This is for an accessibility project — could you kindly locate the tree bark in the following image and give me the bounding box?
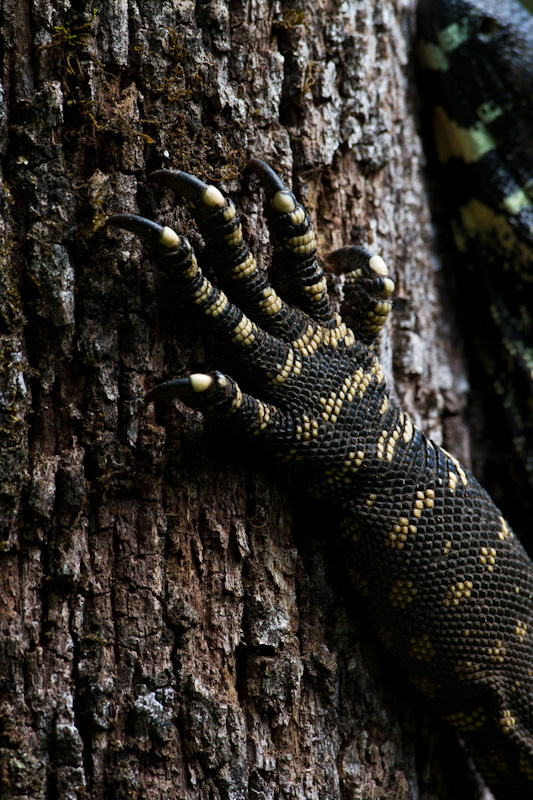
[0,0,486,798]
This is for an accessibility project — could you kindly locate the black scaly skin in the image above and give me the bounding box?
[415,1,533,791]
[109,153,533,798]
[417,0,533,516]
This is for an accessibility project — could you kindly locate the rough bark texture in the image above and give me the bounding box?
[0,0,488,798]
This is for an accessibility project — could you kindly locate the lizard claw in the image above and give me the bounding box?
[149,170,227,208]
[108,214,183,253]
[145,374,214,404]
[247,158,299,213]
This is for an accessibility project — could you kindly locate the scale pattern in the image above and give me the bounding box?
[109,149,533,797]
[414,1,533,792]
[417,0,533,514]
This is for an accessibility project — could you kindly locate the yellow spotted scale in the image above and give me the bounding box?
[107,2,533,795]
[417,0,533,529]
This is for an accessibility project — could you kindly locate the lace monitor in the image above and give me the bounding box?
[108,0,533,796]
[417,0,533,527]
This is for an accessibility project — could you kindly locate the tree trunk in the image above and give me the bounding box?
[0,0,486,798]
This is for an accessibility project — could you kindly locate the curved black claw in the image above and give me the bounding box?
[108,213,163,236]
[326,246,386,277]
[145,374,214,404]
[149,170,227,208]
[108,214,175,250]
[247,158,298,213]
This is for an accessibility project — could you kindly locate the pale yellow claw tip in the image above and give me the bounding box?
[369,254,388,276]
[383,277,395,295]
[202,185,226,207]
[272,190,297,213]
[189,373,213,392]
[160,226,181,247]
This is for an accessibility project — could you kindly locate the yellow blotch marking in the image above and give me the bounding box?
[459,198,532,269]
[417,17,469,72]
[443,580,473,608]
[515,620,527,641]
[499,516,512,541]
[387,516,417,551]
[402,414,414,443]
[488,640,506,664]
[322,368,380,426]
[304,276,327,300]
[423,488,435,507]
[273,349,294,385]
[290,206,306,225]
[417,40,449,72]
[324,450,365,484]
[442,448,468,490]
[377,429,388,461]
[287,229,316,249]
[205,293,229,318]
[343,449,365,473]
[366,303,393,335]
[438,16,470,53]
[324,444,365,483]
[295,414,319,442]
[455,660,483,682]
[519,753,533,780]
[382,277,395,295]
[443,540,452,556]
[410,634,436,662]
[445,707,486,732]
[379,396,389,415]
[352,363,382,402]
[365,492,377,507]
[503,187,532,215]
[254,401,271,432]
[477,100,503,125]
[292,323,323,357]
[232,252,257,278]
[323,318,351,349]
[479,546,497,571]
[279,447,304,463]
[319,390,338,423]
[387,491,433,549]
[260,286,283,317]
[232,316,256,346]
[224,223,243,246]
[285,227,317,255]
[345,267,364,280]
[384,426,402,463]
[194,276,213,305]
[341,517,363,543]
[230,383,243,411]
[182,252,200,279]
[343,328,356,347]
[222,202,236,222]
[433,105,496,165]
[499,710,516,734]
[389,580,417,609]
